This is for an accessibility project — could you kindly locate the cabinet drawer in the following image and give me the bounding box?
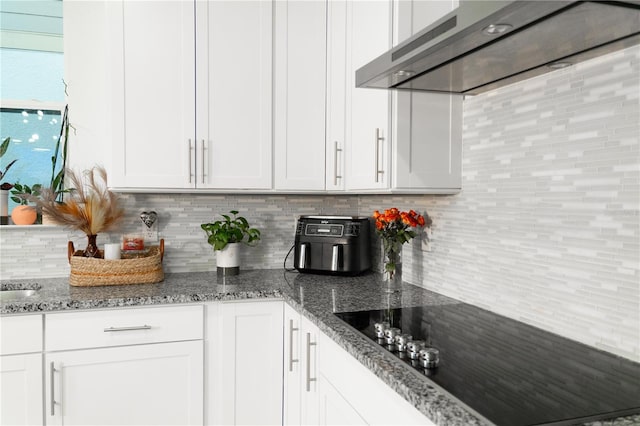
[0,314,43,355]
[46,305,203,351]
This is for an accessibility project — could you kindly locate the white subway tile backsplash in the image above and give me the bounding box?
[398,45,639,362]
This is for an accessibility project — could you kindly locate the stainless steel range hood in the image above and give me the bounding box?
[356,1,640,95]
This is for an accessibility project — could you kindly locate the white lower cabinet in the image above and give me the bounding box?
[318,331,433,426]
[45,341,203,426]
[0,314,44,426]
[283,304,303,425]
[317,374,367,425]
[206,300,284,425]
[285,303,430,425]
[43,305,204,426]
[284,303,320,425]
[2,300,434,426]
[1,353,43,426]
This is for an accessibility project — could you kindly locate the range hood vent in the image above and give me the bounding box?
[356,1,640,95]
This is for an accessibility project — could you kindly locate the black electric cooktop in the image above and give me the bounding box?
[335,304,640,426]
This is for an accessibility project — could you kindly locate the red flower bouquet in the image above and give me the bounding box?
[373,208,426,281]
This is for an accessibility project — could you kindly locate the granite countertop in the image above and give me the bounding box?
[1,270,639,426]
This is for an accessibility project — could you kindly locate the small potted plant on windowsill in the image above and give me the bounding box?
[201,210,261,276]
[10,183,42,225]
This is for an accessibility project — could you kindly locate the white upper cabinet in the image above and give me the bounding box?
[391,0,462,193]
[65,0,461,193]
[108,0,272,190]
[337,1,393,191]
[274,0,328,191]
[325,1,347,191]
[196,1,273,189]
[109,0,196,189]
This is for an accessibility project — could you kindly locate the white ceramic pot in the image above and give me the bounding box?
[216,242,240,276]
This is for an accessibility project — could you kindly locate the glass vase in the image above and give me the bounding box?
[381,242,403,292]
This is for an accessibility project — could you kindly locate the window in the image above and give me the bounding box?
[1,0,64,212]
[1,105,63,190]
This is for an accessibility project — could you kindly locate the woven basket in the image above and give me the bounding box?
[67,239,164,287]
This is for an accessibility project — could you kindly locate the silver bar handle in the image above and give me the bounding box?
[188,139,194,183]
[374,128,384,183]
[50,362,56,416]
[331,244,341,271]
[333,141,342,186]
[201,139,206,184]
[298,243,307,270]
[103,325,152,332]
[306,332,317,392]
[289,319,299,372]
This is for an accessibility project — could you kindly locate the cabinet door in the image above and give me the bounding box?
[196,1,273,189]
[300,315,321,425]
[318,331,432,425]
[317,373,367,426]
[213,300,284,425]
[45,341,203,426]
[325,1,347,191]
[0,354,43,426]
[64,1,112,173]
[392,0,462,192]
[283,304,302,425]
[344,0,392,190]
[274,0,328,190]
[110,0,196,189]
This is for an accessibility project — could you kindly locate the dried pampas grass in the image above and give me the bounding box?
[32,166,124,235]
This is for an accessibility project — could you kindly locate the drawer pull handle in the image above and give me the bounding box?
[289,319,299,372]
[306,332,317,392]
[333,141,342,186]
[50,362,57,416]
[103,325,152,332]
[374,128,384,183]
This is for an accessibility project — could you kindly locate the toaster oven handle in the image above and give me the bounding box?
[331,244,342,271]
[298,243,308,269]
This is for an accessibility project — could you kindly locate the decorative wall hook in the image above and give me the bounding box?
[140,211,158,229]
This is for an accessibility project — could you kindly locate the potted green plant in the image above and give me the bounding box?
[0,137,18,225]
[201,210,261,276]
[34,103,73,225]
[10,183,42,225]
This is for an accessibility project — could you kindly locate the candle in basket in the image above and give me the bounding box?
[104,243,121,260]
